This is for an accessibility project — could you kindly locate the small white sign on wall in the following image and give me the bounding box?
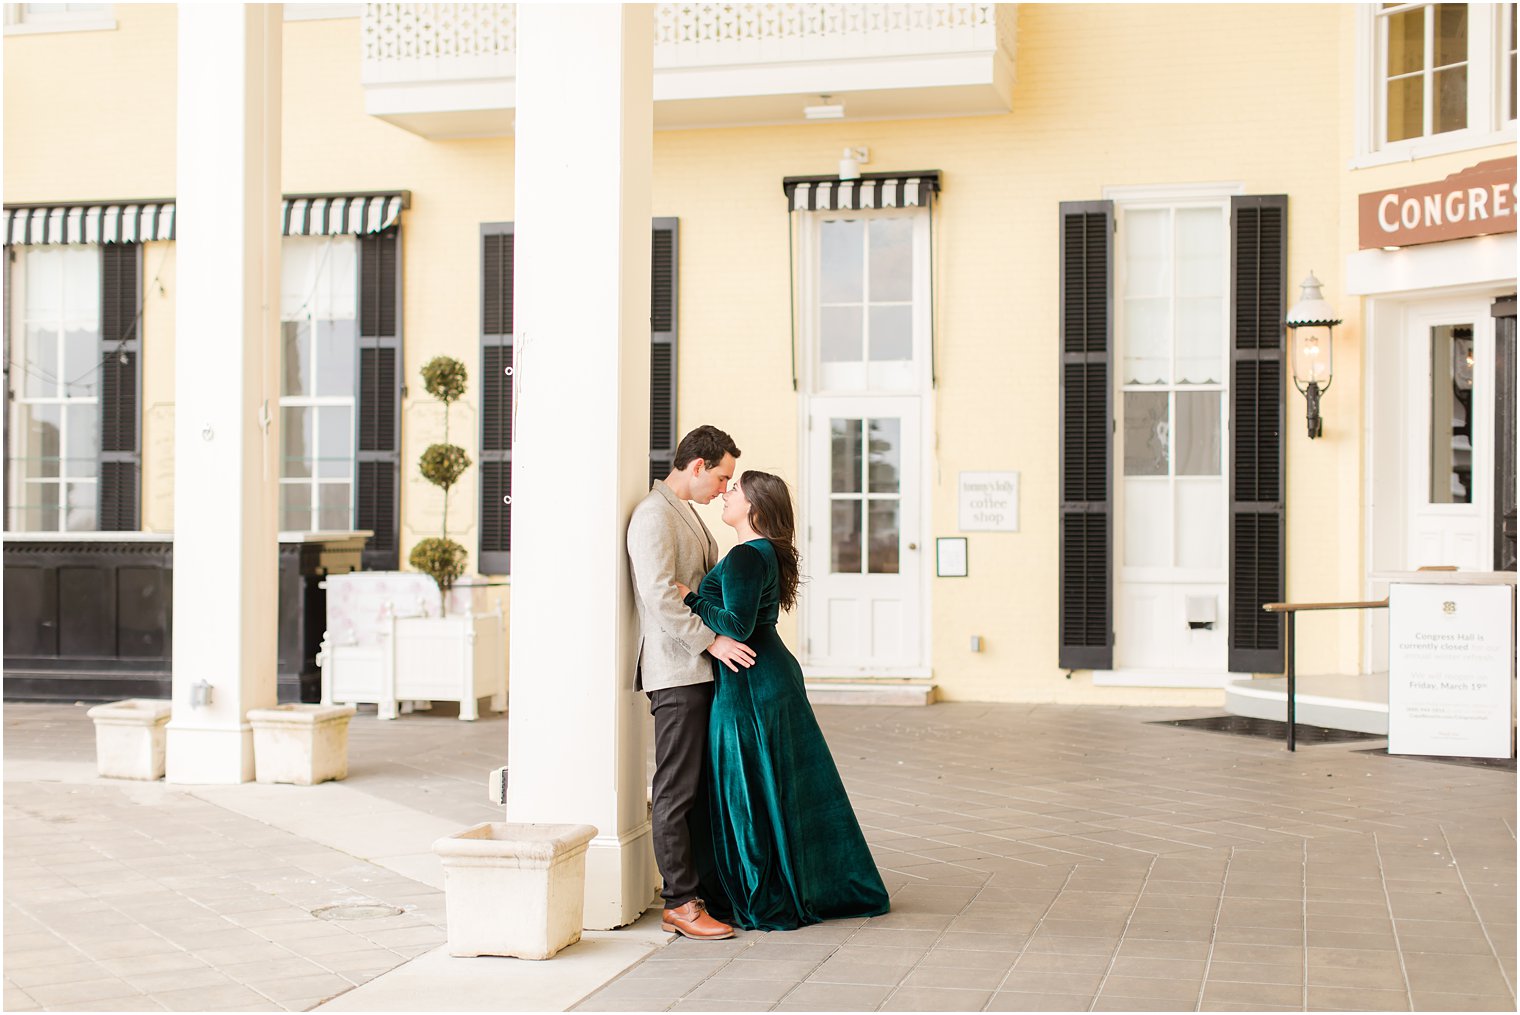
[936,537,968,578]
[1388,582,1515,759]
[958,472,1019,532]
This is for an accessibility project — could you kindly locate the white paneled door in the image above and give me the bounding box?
[803,396,922,671]
[1405,303,1495,570]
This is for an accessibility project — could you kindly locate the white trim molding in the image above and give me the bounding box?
[1093,669,1247,689]
[284,3,363,21]
[1346,232,1517,295]
[4,17,115,36]
[1101,181,1246,203]
[802,668,936,681]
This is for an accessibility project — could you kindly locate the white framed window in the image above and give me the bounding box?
[280,236,358,533]
[1357,3,1516,165]
[1114,200,1231,584]
[1381,2,1472,143]
[3,3,115,35]
[805,210,930,394]
[6,246,102,532]
[1103,185,1240,677]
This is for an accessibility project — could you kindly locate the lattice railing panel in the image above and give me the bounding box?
[362,3,1008,77]
[362,3,518,82]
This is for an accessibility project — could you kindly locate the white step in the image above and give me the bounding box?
[1225,672,1389,735]
[804,681,937,707]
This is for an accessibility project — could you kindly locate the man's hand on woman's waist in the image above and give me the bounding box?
[708,635,756,672]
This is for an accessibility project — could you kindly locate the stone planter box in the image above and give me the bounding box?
[247,703,357,785]
[434,822,598,959]
[86,698,172,780]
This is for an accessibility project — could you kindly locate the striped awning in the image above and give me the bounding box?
[5,202,176,246]
[783,172,940,212]
[281,193,407,236]
[5,191,409,245]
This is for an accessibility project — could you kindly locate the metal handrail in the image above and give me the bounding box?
[1261,598,1389,751]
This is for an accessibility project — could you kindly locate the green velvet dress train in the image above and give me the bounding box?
[683,538,890,931]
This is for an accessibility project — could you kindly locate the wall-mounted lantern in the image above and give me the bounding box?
[838,146,870,180]
[1285,272,1341,439]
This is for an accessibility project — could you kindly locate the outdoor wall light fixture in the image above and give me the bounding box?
[1285,271,1341,439]
[838,146,870,180]
[804,94,845,120]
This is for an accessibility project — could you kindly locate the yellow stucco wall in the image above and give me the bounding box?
[651,3,1349,703]
[11,4,1505,705]
[3,6,179,200]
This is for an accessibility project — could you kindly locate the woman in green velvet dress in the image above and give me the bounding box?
[674,471,890,931]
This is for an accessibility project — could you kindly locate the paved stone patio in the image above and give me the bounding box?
[4,699,1515,1012]
[3,702,496,1012]
[575,705,1516,1012]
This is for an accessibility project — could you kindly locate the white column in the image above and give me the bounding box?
[508,4,658,930]
[166,4,283,785]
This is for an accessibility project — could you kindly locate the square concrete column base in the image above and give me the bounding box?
[165,722,255,784]
[582,822,659,930]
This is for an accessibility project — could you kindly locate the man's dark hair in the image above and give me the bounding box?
[672,425,741,471]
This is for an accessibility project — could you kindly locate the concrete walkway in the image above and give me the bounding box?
[4,700,1514,1011]
[5,702,663,1012]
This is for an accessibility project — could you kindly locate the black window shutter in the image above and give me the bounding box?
[478,220,678,574]
[1491,294,1516,571]
[479,223,513,576]
[650,218,678,487]
[2,250,9,525]
[1058,201,1113,670]
[357,229,401,570]
[1228,195,1287,674]
[99,243,141,531]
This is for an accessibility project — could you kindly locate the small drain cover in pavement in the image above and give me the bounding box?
[1355,748,1517,771]
[311,903,403,921]
[1148,714,1385,745]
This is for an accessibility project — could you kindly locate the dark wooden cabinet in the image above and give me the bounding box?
[4,538,174,701]
[4,534,366,704]
[276,535,367,703]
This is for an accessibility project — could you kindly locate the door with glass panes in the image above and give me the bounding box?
[800,208,928,671]
[1405,302,1494,570]
[1113,201,1230,673]
[805,398,921,669]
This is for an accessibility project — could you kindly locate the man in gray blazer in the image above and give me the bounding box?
[628,425,754,940]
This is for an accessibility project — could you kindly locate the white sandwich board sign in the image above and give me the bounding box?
[1387,581,1515,759]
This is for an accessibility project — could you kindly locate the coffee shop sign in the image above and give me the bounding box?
[958,472,1018,532]
[1359,158,1517,249]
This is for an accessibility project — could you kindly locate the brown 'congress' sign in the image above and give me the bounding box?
[1359,158,1517,249]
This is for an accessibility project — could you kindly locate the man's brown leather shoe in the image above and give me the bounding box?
[661,899,735,940]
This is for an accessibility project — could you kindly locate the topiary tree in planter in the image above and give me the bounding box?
[409,356,472,595]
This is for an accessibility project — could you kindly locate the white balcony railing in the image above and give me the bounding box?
[362,4,516,86]
[361,3,1016,137]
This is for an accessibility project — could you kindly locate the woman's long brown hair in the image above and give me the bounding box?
[739,471,802,612]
